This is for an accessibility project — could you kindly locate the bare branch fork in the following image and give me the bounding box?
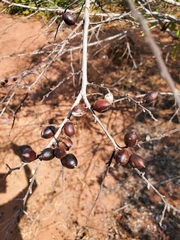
[127,0,180,108]
[4,0,117,218]
[2,0,180,237]
[78,0,180,226]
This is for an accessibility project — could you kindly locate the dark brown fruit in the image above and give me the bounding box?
[54,147,66,159]
[56,9,61,15]
[41,126,56,139]
[71,104,86,117]
[64,121,75,137]
[21,149,37,163]
[38,148,54,161]
[143,92,158,103]
[129,154,145,169]
[60,138,73,151]
[93,99,111,113]
[115,149,130,166]
[61,153,78,169]
[20,145,32,153]
[62,12,76,25]
[124,131,138,147]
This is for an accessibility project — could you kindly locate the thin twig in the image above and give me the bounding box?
[127,0,180,108]
[135,168,180,225]
[85,150,115,226]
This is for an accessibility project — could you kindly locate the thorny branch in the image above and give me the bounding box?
[163,0,180,6]
[1,0,180,238]
[88,82,158,121]
[128,0,180,108]
[135,168,180,225]
[137,0,180,39]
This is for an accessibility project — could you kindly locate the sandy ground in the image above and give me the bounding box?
[0,13,180,240]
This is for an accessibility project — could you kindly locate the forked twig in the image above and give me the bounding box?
[134,168,180,225]
[88,82,158,121]
[10,92,29,131]
[84,150,115,226]
[127,0,180,108]
[4,209,23,240]
[2,0,180,238]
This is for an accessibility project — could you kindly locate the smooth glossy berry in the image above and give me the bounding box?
[54,146,66,159]
[71,104,86,117]
[60,138,73,151]
[143,92,158,103]
[38,148,54,161]
[124,131,138,147]
[93,99,111,113]
[129,154,145,169]
[56,9,61,15]
[64,121,75,137]
[61,153,78,169]
[62,12,76,25]
[41,126,56,139]
[115,149,130,166]
[21,148,37,163]
[20,145,32,153]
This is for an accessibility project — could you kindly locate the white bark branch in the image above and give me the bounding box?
[128,0,180,108]
[163,0,180,6]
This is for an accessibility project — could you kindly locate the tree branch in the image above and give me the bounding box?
[127,0,180,108]
[163,0,180,6]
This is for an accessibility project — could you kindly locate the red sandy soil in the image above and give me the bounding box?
[0,13,180,240]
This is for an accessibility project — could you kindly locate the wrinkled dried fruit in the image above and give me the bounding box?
[115,149,130,166]
[93,99,111,113]
[64,121,75,137]
[54,146,66,159]
[60,138,73,151]
[41,126,56,139]
[129,154,145,169]
[124,131,138,147]
[62,12,76,25]
[38,148,54,161]
[143,92,158,103]
[71,104,86,117]
[105,92,114,104]
[61,153,78,169]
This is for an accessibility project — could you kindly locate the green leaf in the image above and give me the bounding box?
[170,22,176,31]
[172,43,179,60]
[176,28,180,38]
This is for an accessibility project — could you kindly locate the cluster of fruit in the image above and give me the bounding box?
[1,77,18,86]
[19,102,89,169]
[115,131,145,169]
[18,97,110,169]
[1,78,8,86]
[92,91,158,113]
[20,120,77,169]
[91,92,159,169]
[19,91,158,170]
